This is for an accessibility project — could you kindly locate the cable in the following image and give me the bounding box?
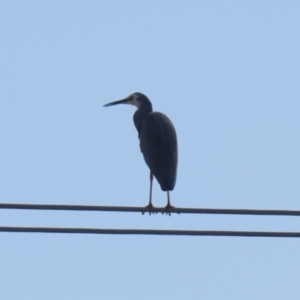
[2,203,299,237]
[1,203,300,216]
[0,226,300,237]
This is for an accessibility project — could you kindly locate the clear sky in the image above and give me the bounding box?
[1,1,300,299]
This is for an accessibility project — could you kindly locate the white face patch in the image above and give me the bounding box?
[127,93,141,108]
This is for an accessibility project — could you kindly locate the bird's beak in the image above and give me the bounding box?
[103,98,130,107]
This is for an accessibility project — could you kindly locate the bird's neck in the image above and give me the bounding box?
[133,106,152,133]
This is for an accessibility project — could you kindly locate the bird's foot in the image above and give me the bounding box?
[162,204,175,216]
[142,203,157,215]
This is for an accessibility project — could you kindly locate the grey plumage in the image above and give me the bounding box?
[104,92,178,210]
[140,112,177,191]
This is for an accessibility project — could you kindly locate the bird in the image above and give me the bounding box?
[103,92,178,213]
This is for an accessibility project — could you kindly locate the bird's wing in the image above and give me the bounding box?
[139,112,177,191]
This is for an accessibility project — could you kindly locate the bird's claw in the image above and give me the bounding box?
[162,204,178,216]
[142,203,157,215]
[162,211,171,216]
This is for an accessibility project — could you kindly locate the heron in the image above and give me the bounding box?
[103,92,178,213]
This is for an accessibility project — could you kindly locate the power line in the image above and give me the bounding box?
[1,203,300,216]
[0,226,300,237]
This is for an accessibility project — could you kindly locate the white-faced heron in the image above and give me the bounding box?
[104,92,178,212]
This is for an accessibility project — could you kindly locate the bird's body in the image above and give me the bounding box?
[139,112,177,191]
[104,92,178,211]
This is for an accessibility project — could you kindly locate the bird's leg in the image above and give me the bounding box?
[163,191,175,216]
[148,172,154,208]
[143,172,156,215]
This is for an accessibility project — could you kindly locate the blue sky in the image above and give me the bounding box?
[1,1,300,299]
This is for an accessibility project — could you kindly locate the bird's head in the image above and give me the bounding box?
[103,92,152,111]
